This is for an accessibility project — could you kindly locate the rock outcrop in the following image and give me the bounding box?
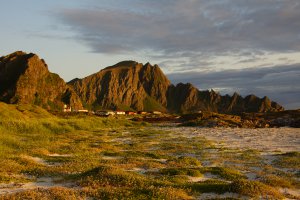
[0,51,82,110]
[69,61,284,113]
[179,110,300,128]
[68,61,169,111]
[0,51,284,113]
[167,87,284,114]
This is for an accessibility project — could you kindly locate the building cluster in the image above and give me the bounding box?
[63,104,162,116]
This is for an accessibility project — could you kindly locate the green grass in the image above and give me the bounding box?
[143,96,166,112]
[0,103,144,182]
[260,174,293,188]
[228,179,284,198]
[0,102,298,199]
[1,187,86,200]
[187,179,230,193]
[75,166,148,188]
[168,156,202,167]
[159,168,202,177]
[200,167,247,181]
[274,152,300,169]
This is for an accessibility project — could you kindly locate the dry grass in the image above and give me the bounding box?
[0,103,298,199]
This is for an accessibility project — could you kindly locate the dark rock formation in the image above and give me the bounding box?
[70,60,284,113]
[167,84,283,113]
[0,51,82,110]
[0,51,284,113]
[68,61,169,111]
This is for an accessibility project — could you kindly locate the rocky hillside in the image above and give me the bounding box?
[167,84,283,113]
[0,51,82,110]
[68,61,170,111]
[69,61,284,113]
[179,110,300,128]
[0,51,283,113]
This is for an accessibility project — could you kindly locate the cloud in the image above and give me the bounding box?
[58,0,300,55]
[56,0,300,109]
[168,64,300,109]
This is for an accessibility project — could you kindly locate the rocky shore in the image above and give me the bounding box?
[179,110,300,128]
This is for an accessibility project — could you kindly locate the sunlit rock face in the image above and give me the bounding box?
[0,51,82,110]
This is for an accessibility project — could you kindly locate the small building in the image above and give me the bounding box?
[151,111,162,115]
[115,111,126,115]
[63,104,71,112]
[77,109,89,113]
[137,111,147,115]
[95,110,115,116]
[125,111,137,115]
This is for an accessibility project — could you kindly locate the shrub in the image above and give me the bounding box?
[229,179,283,198]
[200,167,246,181]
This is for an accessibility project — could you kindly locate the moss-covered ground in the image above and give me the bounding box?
[0,103,299,199]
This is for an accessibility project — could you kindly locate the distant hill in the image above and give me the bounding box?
[0,51,82,110]
[68,61,170,112]
[0,51,284,113]
[69,60,284,113]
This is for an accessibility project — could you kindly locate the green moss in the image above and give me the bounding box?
[119,151,167,159]
[160,168,202,177]
[85,186,192,200]
[229,179,283,198]
[260,174,293,188]
[168,156,202,167]
[0,102,296,199]
[274,152,300,169]
[143,96,166,112]
[1,187,85,200]
[75,166,149,188]
[44,73,62,85]
[187,180,230,193]
[200,167,246,181]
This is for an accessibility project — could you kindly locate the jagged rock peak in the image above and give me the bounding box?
[1,51,26,58]
[69,61,171,111]
[69,60,284,113]
[102,60,162,72]
[103,60,141,70]
[0,52,284,113]
[0,51,82,110]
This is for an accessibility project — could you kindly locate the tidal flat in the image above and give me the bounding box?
[0,105,299,199]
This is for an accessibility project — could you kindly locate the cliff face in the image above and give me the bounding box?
[68,61,170,111]
[69,60,284,113]
[0,51,82,110]
[167,84,284,114]
[0,51,284,113]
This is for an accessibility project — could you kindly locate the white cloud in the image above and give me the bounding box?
[56,0,300,108]
[168,64,300,109]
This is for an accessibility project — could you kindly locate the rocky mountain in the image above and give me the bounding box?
[68,61,169,112]
[0,51,82,110]
[167,84,283,113]
[69,61,284,113]
[0,51,283,113]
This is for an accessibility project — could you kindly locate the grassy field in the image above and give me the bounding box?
[0,102,299,199]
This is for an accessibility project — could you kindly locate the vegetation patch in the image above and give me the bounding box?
[228,179,284,198]
[200,167,246,181]
[159,168,202,177]
[260,174,293,188]
[187,179,230,193]
[1,187,85,200]
[274,152,300,169]
[168,156,202,167]
[0,104,298,199]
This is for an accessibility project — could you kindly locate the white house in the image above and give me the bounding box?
[96,110,115,116]
[115,111,126,115]
[63,104,71,112]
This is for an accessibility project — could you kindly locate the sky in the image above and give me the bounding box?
[1,0,299,109]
